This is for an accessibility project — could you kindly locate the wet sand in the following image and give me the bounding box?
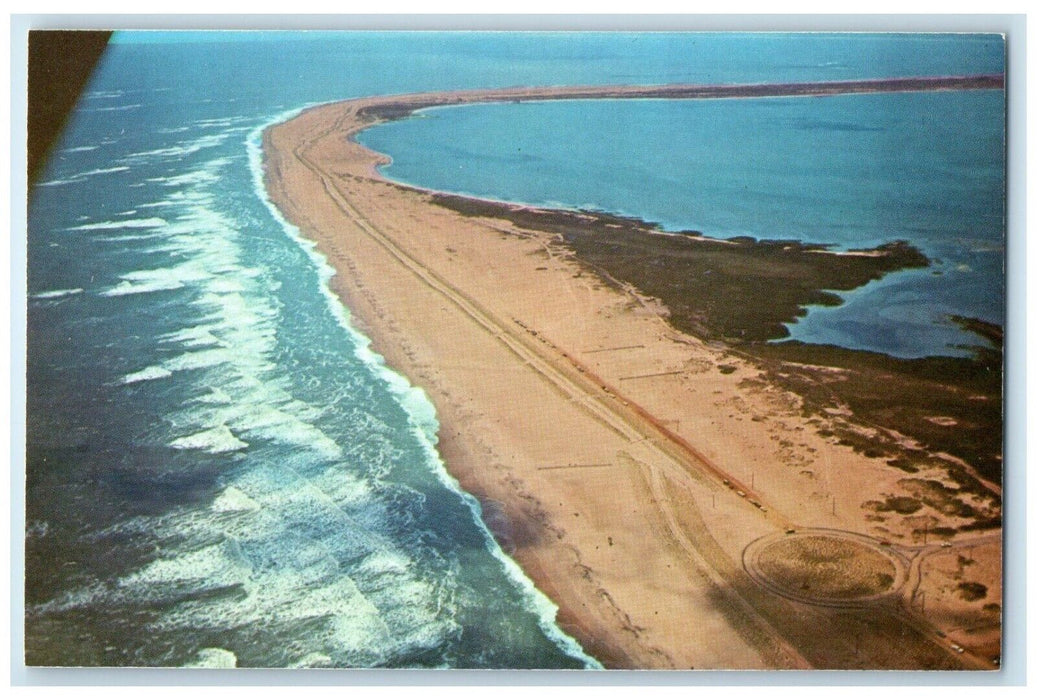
[263,81,1001,669]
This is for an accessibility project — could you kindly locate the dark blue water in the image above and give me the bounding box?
[25,31,1004,668]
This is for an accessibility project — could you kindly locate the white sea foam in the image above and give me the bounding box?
[122,366,173,384]
[32,124,593,667]
[77,165,131,177]
[121,267,205,284]
[195,116,254,129]
[353,549,411,585]
[160,320,339,454]
[183,648,238,668]
[35,460,459,666]
[31,288,83,300]
[114,504,406,665]
[61,145,99,153]
[162,348,234,372]
[42,166,131,186]
[93,232,170,243]
[288,652,333,668]
[100,278,185,296]
[248,111,601,668]
[204,278,248,295]
[30,581,110,614]
[79,103,143,112]
[195,291,277,327]
[36,177,82,187]
[158,326,225,349]
[123,133,232,162]
[136,200,181,209]
[195,388,234,405]
[68,217,167,231]
[127,541,249,589]
[34,535,250,616]
[84,90,124,99]
[231,404,342,458]
[170,425,248,453]
[101,262,215,297]
[212,486,260,513]
[146,168,222,188]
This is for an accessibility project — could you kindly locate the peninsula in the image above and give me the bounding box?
[263,78,1003,669]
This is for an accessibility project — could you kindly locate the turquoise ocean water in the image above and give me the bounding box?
[25,32,1004,667]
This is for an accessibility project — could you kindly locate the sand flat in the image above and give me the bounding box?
[264,86,999,669]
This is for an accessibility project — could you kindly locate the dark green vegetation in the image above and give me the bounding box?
[355,75,1006,126]
[957,581,989,601]
[750,341,1002,486]
[865,496,924,515]
[428,193,1003,490]
[949,315,1004,346]
[755,535,898,599]
[429,193,930,342]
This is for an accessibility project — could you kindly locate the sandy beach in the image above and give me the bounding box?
[263,82,1002,669]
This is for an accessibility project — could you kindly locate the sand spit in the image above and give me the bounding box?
[263,80,1001,669]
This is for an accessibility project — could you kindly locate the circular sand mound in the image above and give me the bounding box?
[745,532,904,605]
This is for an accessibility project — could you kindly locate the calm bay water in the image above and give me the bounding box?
[360,90,1005,358]
[25,32,1004,668]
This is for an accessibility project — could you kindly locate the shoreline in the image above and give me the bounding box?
[263,80,1001,669]
[419,191,1003,485]
[351,75,1005,123]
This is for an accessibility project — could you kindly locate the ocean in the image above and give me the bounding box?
[25,31,1004,668]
